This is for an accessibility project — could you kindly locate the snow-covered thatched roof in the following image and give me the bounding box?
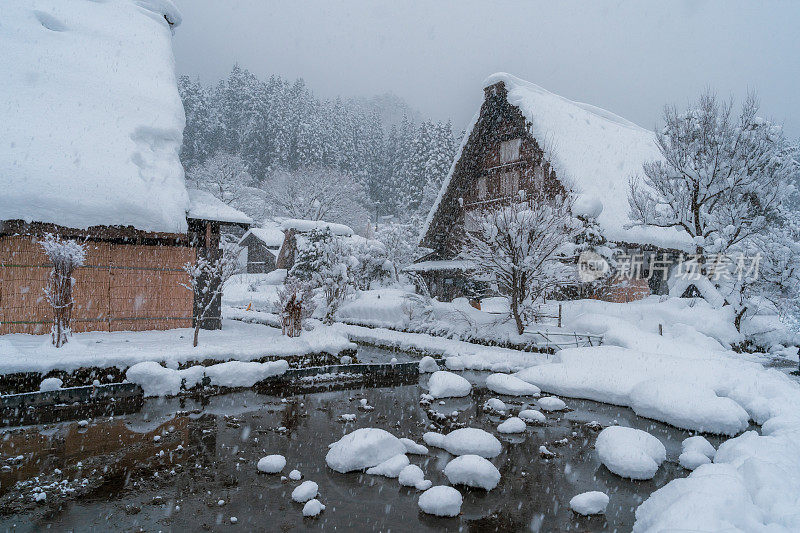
[186,189,252,225]
[279,219,354,237]
[0,0,189,234]
[422,73,693,251]
[240,223,285,247]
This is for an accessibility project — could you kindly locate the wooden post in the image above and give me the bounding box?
[558,304,562,328]
[658,323,663,336]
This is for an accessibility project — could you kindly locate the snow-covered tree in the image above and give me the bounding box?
[348,238,393,290]
[187,151,254,207]
[182,242,241,347]
[629,92,797,258]
[462,196,580,334]
[39,235,87,348]
[266,167,370,229]
[374,220,421,278]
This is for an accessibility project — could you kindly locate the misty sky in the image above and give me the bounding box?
[171,0,800,137]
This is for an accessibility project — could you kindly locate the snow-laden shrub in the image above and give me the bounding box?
[39,234,87,348]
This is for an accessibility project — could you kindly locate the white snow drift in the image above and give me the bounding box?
[595,426,666,480]
[426,371,472,398]
[325,428,406,473]
[443,455,501,491]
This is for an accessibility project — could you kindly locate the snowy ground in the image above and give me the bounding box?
[0,319,353,375]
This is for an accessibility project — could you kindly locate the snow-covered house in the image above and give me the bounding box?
[275,219,355,270]
[0,0,251,334]
[238,222,286,274]
[418,73,691,301]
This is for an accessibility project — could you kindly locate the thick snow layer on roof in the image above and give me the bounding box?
[483,73,691,249]
[0,0,188,233]
[279,218,354,236]
[240,226,285,247]
[403,260,474,272]
[187,189,252,225]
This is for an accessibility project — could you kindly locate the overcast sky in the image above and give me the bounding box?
[171,0,800,138]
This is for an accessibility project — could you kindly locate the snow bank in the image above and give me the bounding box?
[291,480,318,503]
[595,426,666,480]
[497,417,526,434]
[426,371,472,398]
[126,359,289,396]
[365,454,409,478]
[428,428,502,459]
[418,486,463,517]
[257,455,286,474]
[444,455,501,490]
[569,491,609,515]
[0,0,189,233]
[325,428,406,473]
[485,373,541,396]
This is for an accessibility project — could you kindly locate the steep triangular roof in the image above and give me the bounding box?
[421,73,692,251]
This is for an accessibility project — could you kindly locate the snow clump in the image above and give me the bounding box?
[418,486,463,517]
[569,491,609,515]
[429,428,502,458]
[443,455,501,490]
[595,426,666,480]
[486,373,541,396]
[538,396,567,411]
[291,480,319,503]
[519,409,547,424]
[483,398,507,414]
[302,499,326,517]
[398,464,430,490]
[257,455,286,474]
[325,428,406,473]
[39,377,63,392]
[419,356,439,373]
[497,417,526,434]
[426,370,471,398]
[400,438,428,455]
[679,435,716,470]
[289,469,302,481]
[445,356,465,371]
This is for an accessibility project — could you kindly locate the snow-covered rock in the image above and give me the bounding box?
[419,356,439,373]
[538,396,567,411]
[518,409,547,424]
[595,426,666,480]
[291,481,319,503]
[257,455,286,474]
[422,431,446,449]
[418,486,463,517]
[365,454,409,478]
[39,377,63,392]
[431,428,502,459]
[483,398,507,413]
[302,499,326,517]
[497,417,526,434]
[325,428,406,473]
[398,464,426,488]
[289,469,302,481]
[569,491,609,515]
[678,435,716,470]
[443,455,501,490]
[485,374,541,396]
[400,438,428,455]
[426,371,471,398]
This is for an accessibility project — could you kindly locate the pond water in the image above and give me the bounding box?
[0,347,730,532]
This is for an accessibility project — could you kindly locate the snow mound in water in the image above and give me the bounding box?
[538,396,567,411]
[445,356,465,371]
[400,438,428,455]
[365,453,409,478]
[439,428,502,458]
[291,480,318,503]
[398,464,426,488]
[497,417,526,434]
[289,469,302,480]
[486,373,541,396]
[679,435,716,470]
[418,486,463,517]
[444,454,501,490]
[427,371,471,398]
[629,379,749,436]
[39,377,63,392]
[483,398,507,413]
[519,409,547,424]
[325,428,406,473]
[570,491,609,515]
[302,498,325,517]
[419,356,439,373]
[595,426,666,480]
[257,455,286,474]
[422,431,446,449]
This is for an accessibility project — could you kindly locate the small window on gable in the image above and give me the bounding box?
[476,176,487,199]
[500,138,522,164]
[499,170,519,196]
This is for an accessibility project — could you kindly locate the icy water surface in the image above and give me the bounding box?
[0,349,727,532]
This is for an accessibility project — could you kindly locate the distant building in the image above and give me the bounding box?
[0,1,251,334]
[238,223,285,274]
[417,73,691,302]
